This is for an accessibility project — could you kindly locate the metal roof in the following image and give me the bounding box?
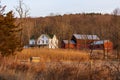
[73,34,100,40]
[63,40,76,44]
[91,40,110,45]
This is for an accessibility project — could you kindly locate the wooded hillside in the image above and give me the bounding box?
[19,13,120,50]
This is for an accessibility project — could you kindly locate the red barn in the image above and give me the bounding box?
[71,34,100,49]
[62,40,76,49]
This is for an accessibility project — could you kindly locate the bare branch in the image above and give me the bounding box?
[15,0,30,18]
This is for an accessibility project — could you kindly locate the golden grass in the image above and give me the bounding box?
[0,49,119,80]
[0,48,90,80]
[16,48,90,62]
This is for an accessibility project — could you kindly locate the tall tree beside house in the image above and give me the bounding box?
[0,11,22,56]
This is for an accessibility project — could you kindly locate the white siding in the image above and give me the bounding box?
[35,34,58,49]
[37,34,49,45]
[49,35,58,49]
[29,39,35,45]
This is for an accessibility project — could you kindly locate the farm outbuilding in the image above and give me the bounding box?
[71,34,100,49]
[89,40,113,52]
[29,39,36,47]
[62,40,76,49]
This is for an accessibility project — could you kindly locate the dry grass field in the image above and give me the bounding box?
[0,48,119,80]
[16,48,90,62]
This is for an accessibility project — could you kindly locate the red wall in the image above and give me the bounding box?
[62,43,76,49]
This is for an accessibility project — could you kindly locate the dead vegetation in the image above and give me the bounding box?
[0,48,119,80]
[16,48,89,62]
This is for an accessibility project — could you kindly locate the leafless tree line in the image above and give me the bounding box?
[14,3,120,59]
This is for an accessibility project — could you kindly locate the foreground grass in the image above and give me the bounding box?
[0,48,90,80]
[0,48,119,80]
[16,48,90,62]
[0,59,119,80]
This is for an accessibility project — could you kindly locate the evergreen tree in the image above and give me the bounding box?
[0,11,22,56]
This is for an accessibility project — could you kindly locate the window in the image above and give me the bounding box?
[38,41,40,44]
[42,40,44,44]
[42,36,44,38]
[32,41,35,44]
[46,40,48,44]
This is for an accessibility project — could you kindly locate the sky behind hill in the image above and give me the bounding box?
[1,0,120,17]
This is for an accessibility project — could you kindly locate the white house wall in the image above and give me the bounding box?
[37,34,49,45]
[49,35,58,49]
[29,39,35,45]
[33,34,59,49]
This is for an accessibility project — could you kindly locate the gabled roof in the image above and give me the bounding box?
[73,34,100,40]
[63,40,76,44]
[30,35,35,40]
[39,34,50,39]
[38,34,57,39]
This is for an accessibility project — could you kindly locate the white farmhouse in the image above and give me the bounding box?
[37,34,49,47]
[37,34,58,49]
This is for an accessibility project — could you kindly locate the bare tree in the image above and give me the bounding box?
[111,8,120,59]
[0,1,6,15]
[15,0,30,18]
[15,0,30,46]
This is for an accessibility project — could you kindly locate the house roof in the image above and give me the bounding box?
[40,34,50,38]
[39,34,56,39]
[91,40,110,45]
[29,39,35,41]
[73,34,100,40]
[63,40,76,44]
[30,35,35,39]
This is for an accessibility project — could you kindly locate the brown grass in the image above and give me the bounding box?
[0,48,119,80]
[16,48,90,62]
[0,49,90,80]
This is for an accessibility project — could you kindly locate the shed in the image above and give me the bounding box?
[89,40,113,52]
[29,39,36,47]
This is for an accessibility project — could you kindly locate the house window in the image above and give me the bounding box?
[46,40,48,44]
[38,41,40,44]
[42,40,44,44]
[32,41,35,44]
